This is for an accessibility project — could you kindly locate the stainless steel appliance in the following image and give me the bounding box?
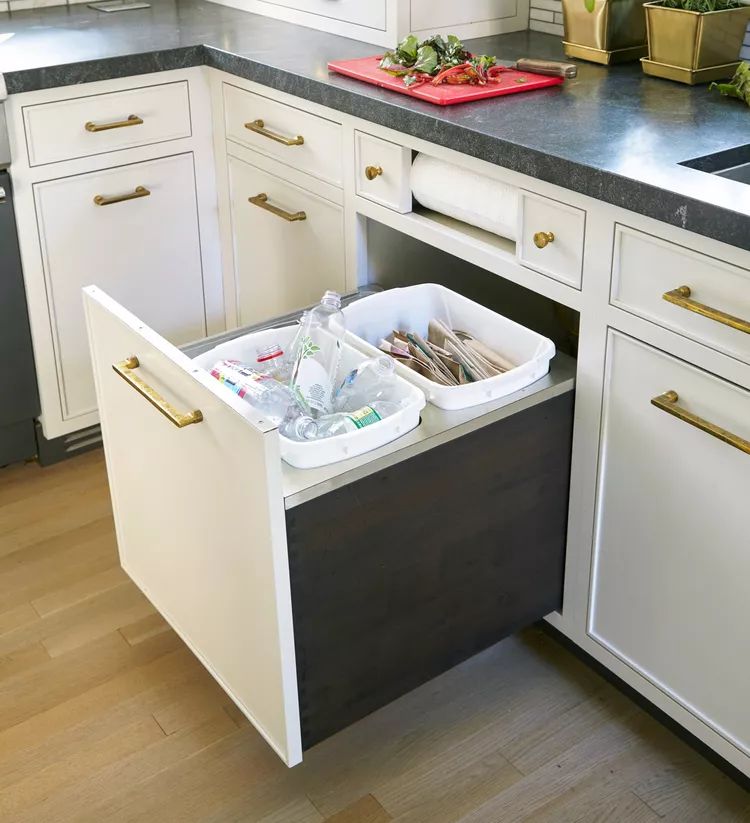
[0,101,40,465]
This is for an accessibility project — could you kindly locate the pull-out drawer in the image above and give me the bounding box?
[84,286,575,766]
[262,0,386,29]
[228,154,345,326]
[612,224,750,366]
[224,84,343,186]
[591,331,750,756]
[355,131,412,213]
[518,190,585,289]
[23,82,191,167]
[34,154,206,425]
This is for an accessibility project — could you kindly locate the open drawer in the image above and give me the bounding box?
[84,286,575,767]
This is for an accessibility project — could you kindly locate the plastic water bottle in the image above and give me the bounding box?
[310,401,402,439]
[255,343,287,382]
[210,360,316,441]
[290,292,346,417]
[333,355,398,412]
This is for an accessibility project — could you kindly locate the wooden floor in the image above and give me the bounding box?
[1,451,749,823]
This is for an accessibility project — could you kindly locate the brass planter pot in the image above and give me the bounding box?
[642,2,750,84]
[562,0,648,64]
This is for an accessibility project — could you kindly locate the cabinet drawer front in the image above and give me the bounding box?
[262,0,385,28]
[34,154,206,421]
[83,287,302,767]
[612,225,750,366]
[518,191,585,289]
[355,131,412,213]
[229,155,345,326]
[23,82,192,167]
[224,85,343,186]
[591,331,750,756]
[411,0,517,29]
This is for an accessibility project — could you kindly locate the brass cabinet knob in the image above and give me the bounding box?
[365,165,383,181]
[533,231,555,249]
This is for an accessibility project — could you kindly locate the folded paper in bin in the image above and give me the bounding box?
[378,322,517,387]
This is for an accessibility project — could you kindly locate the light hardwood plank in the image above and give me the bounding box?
[32,565,129,617]
[0,603,39,637]
[634,752,750,822]
[0,517,117,613]
[0,715,164,819]
[119,613,171,646]
[324,795,392,823]
[0,642,50,681]
[0,581,156,659]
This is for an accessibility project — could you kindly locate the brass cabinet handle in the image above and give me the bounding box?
[651,390,750,456]
[663,286,750,336]
[248,193,306,222]
[85,114,143,132]
[93,186,150,207]
[533,231,555,249]
[365,165,383,181]
[113,357,203,428]
[245,119,304,146]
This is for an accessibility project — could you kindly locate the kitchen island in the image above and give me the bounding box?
[2,0,750,781]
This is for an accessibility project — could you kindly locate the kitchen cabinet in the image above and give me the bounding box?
[590,330,750,758]
[227,154,345,326]
[220,0,528,46]
[84,285,575,766]
[34,153,207,423]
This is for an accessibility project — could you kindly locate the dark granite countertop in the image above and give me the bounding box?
[1,0,749,251]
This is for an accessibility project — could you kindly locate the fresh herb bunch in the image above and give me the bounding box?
[659,0,742,10]
[710,61,750,107]
[379,34,500,88]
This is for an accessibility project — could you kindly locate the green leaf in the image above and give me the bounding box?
[584,0,596,12]
[412,45,439,76]
[395,34,419,64]
[710,61,750,106]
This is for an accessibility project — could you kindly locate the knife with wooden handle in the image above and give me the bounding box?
[499,58,578,78]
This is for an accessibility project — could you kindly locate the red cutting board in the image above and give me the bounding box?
[328,55,564,106]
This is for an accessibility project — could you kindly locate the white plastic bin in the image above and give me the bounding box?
[342,284,556,411]
[193,325,426,470]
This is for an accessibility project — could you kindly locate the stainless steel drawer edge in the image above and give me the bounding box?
[282,353,576,509]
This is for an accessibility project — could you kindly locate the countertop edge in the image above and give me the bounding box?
[4,42,750,254]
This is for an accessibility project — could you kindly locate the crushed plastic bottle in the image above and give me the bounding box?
[210,360,316,441]
[333,355,398,412]
[289,292,346,417]
[309,401,401,439]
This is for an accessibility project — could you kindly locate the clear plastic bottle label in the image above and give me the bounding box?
[294,338,331,413]
[346,405,382,428]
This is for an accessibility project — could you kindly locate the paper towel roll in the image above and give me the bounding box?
[410,153,518,241]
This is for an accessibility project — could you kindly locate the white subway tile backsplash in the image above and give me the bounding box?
[529,18,565,35]
[0,1,9,10]
[530,0,565,37]
[531,0,563,11]
[530,7,555,21]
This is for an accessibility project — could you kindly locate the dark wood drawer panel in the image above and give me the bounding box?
[287,390,573,750]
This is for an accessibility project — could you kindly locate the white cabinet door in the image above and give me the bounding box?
[591,330,750,757]
[84,286,302,766]
[228,155,345,326]
[34,153,207,427]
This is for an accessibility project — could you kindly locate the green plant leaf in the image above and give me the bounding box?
[412,45,439,75]
[584,0,597,12]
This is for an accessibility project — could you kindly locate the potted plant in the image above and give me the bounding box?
[562,0,649,64]
[642,0,750,84]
